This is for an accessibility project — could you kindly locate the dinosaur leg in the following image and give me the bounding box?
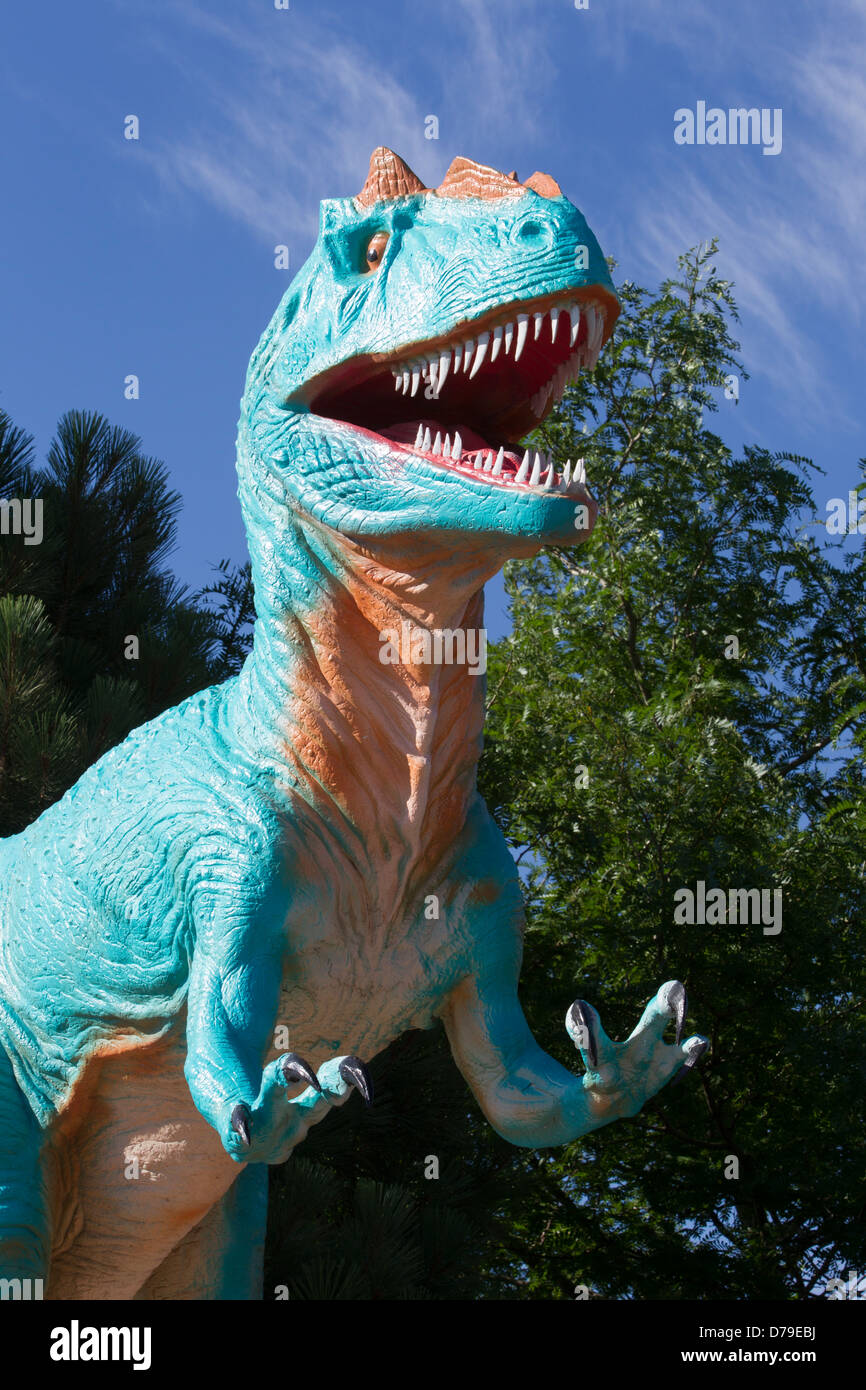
[0,1044,51,1286]
[133,1164,268,1301]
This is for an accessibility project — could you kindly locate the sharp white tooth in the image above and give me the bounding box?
[469,331,490,379]
[493,446,504,476]
[452,342,463,373]
[433,431,442,454]
[516,450,531,483]
[442,433,451,456]
[563,460,572,485]
[569,303,581,346]
[588,306,603,351]
[544,463,555,489]
[534,311,544,340]
[514,313,529,361]
[438,349,451,390]
[491,324,504,362]
[483,453,495,473]
[401,369,411,394]
[462,337,475,373]
[473,454,483,470]
[410,364,422,396]
[575,458,586,483]
[550,306,561,342]
[427,357,439,393]
[414,424,424,448]
[395,373,403,391]
[451,431,462,459]
[530,452,542,485]
[422,428,432,451]
[504,321,514,355]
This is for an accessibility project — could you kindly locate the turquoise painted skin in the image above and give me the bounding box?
[0,150,707,1299]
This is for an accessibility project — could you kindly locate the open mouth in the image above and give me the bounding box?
[298,289,615,496]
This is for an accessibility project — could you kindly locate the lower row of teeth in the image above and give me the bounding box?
[411,425,586,490]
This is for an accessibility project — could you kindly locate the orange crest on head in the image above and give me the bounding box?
[435,156,524,200]
[355,148,565,206]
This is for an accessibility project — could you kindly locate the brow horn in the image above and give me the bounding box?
[356,147,427,206]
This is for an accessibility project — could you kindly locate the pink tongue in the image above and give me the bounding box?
[379,420,489,453]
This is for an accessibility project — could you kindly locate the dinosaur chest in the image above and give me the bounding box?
[273,894,460,1063]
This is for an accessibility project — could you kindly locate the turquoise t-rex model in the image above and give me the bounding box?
[0,149,707,1300]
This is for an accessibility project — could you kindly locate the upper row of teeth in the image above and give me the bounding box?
[391,302,606,400]
[410,424,587,491]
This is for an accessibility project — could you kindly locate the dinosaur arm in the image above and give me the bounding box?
[184,928,284,1140]
[439,813,705,1150]
[441,965,614,1149]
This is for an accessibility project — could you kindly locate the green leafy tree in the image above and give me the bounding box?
[476,242,866,1298]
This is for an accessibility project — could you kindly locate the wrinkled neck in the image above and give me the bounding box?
[229,512,499,896]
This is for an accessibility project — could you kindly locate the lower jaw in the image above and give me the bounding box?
[374,418,590,498]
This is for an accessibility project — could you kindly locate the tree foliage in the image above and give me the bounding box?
[0,407,252,835]
[476,243,866,1298]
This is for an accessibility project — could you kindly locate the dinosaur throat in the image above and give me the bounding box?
[302,289,614,497]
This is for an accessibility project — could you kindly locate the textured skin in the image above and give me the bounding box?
[0,150,706,1300]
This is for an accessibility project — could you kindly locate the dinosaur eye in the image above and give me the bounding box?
[363,231,389,272]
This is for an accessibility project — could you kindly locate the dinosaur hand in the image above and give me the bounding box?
[222,1053,374,1164]
[565,981,708,1125]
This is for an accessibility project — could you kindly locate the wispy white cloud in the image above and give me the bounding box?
[613,0,866,415]
[134,3,429,242]
[130,0,551,245]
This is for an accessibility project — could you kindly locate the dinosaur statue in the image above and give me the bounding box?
[0,148,707,1301]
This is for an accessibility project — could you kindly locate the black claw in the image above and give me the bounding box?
[230,1102,252,1147]
[671,1040,708,1087]
[339,1055,374,1106]
[280,1053,322,1093]
[568,1000,598,1068]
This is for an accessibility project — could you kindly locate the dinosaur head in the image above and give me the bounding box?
[240,148,619,557]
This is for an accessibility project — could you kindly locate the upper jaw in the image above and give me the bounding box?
[386,287,616,435]
[292,284,618,446]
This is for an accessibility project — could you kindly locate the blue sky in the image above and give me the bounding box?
[1,0,862,638]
